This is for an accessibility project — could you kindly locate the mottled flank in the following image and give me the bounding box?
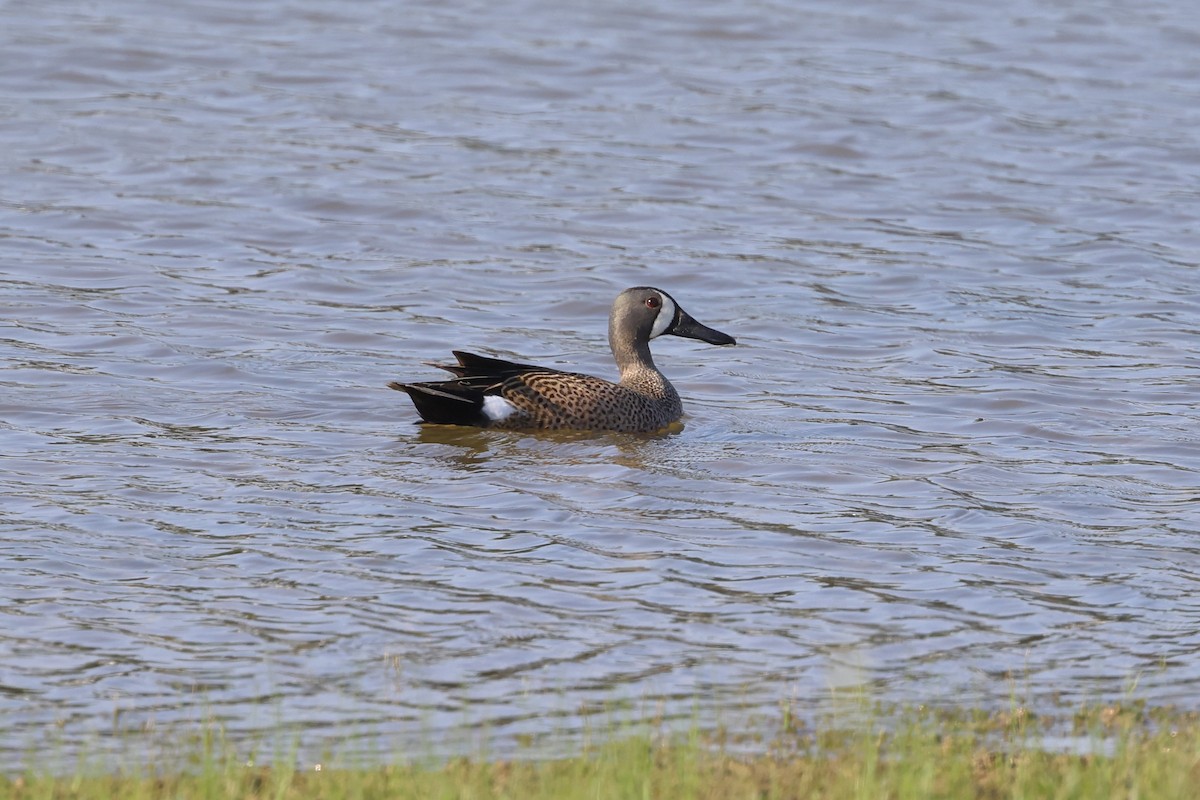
[406,362,682,432]
[391,287,736,432]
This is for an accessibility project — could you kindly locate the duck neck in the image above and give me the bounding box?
[609,325,659,384]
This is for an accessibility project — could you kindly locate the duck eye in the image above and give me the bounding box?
[645,296,661,309]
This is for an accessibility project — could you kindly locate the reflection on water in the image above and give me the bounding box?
[2,0,1199,764]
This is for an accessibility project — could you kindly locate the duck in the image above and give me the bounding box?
[390,286,736,432]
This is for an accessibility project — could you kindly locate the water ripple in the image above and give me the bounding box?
[3,0,1200,764]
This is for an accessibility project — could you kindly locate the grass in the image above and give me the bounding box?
[4,702,1199,799]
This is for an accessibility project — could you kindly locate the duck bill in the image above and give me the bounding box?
[668,308,736,346]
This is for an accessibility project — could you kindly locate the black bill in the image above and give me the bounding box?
[668,308,736,346]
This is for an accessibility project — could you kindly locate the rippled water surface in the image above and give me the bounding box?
[3,0,1199,763]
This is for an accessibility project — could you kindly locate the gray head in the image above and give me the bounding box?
[608,287,735,373]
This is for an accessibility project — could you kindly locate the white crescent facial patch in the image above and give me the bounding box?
[649,293,676,339]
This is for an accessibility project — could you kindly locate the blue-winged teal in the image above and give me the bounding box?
[390,286,736,432]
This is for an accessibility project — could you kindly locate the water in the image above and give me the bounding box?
[2,0,1199,763]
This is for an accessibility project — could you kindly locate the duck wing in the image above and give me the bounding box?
[389,351,571,426]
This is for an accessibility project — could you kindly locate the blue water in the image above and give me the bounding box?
[2,0,1198,765]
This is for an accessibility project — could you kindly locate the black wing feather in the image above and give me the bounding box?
[390,351,569,426]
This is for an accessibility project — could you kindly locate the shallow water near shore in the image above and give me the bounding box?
[2,0,1199,764]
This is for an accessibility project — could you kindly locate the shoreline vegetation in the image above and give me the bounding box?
[5,702,1198,799]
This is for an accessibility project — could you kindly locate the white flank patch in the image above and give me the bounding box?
[649,293,676,339]
[482,395,518,422]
